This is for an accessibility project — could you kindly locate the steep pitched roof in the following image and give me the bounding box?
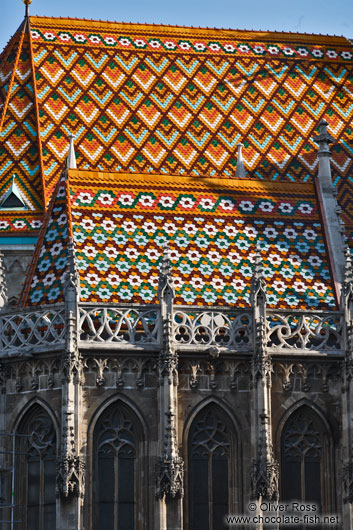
[1,15,353,239]
[20,169,336,310]
[0,20,45,234]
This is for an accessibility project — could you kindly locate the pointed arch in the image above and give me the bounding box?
[183,398,243,530]
[88,395,148,530]
[277,400,336,513]
[12,395,59,438]
[14,401,57,530]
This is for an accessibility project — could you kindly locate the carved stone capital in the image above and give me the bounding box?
[250,456,279,501]
[252,351,272,384]
[56,454,85,498]
[156,456,184,499]
[61,349,83,384]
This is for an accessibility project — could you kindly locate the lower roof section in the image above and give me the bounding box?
[21,169,336,309]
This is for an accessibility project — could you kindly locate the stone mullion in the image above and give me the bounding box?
[250,252,279,530]
[56,238,85,530]
[341,251,353,528]
[155,247,184,530]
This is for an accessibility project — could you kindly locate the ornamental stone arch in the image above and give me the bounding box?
[12,395,60,442]
[12,398,59,530]
[275,398,336,513]
[86,394,149,530]
[182,397,243,529]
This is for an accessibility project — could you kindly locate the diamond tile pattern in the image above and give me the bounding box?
[1,17,353,242]
[0,29,44,232]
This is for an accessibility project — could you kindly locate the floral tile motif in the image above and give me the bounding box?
[24,171,336,309]
[24,176,68,305]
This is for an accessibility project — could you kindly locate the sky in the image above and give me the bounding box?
[0,0,352,52]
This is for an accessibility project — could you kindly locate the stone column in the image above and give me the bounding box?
[0,250,8,310]
[155,247,184,530]
[250,252,279,529]
[341,249,353,529]
[56,238,85,530]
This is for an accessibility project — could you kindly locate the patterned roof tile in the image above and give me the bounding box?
[1,16,353,245]
[22,170,336,310]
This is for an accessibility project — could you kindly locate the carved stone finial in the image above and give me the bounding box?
[250,456,279,501]
[313,119,335,190]
[250,248,266,307]
[67,134,77,170]
[23,0,32,18]
[313,119,334,156]
[64,237,80,300]
[158,244,175,302]
[156,408,184,499]
[0,251,8,310]
[344,246,353,289]
[235,143,246,179]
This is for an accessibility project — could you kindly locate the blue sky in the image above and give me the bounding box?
[1,0,352,52]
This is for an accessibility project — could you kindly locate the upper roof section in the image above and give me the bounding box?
[0,20,45,234]
[20,168,336,310]
[1,15,353,236]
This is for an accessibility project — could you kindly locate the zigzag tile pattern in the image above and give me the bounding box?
[27,18,353,235]
[25,170,336,309]
[1,18,353,241]
[0,31,21,125]
[0,32,44,215]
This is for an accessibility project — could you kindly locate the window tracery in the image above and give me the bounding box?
[93,403,142,530]
[281,406,329,510]
[188,405,233,530]
[16,405,56,530]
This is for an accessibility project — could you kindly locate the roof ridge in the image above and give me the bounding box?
[27,23,47,210]
[0,30,25,132]
[19,170,70,307]
[29,15,350,44]
[67,169,315,193]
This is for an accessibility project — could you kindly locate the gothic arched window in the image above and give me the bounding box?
[16,405,56,530]
[281,406,330,509]
[93,402,143,530]
[188,405,236,530]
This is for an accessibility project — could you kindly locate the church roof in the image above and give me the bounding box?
[20,168,336,310]
[0,16,353,240]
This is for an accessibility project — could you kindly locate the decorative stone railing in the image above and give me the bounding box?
[266,310,344,354]
[0,305,66,356]
[78,304,160,349]
[0,304,345,357]
[173,307,252,351]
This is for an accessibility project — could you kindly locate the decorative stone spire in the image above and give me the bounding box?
[343,247,353,292]
[250,248,266,308]
[313,118,345,294]
[64,237,80,306]
[23,0,32,18]
[0,251,8,310]
[235,143,246,179]
[67,135,77,170]
[313,119,334,190]
[158,244,175,303]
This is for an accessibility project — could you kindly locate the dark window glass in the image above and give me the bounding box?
[1,192,25,209]
[94,403,139,530]
[189,406,231,530]
[281,407,327,530]
[16,406,56,530]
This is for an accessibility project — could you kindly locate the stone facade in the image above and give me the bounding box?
[0,9,353,530]
[0,245,352,528]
